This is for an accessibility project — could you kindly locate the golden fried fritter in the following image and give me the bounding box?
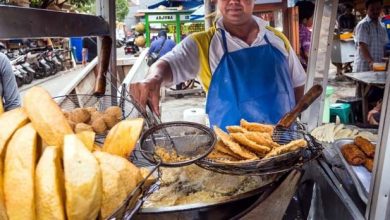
[226,126,248,133]
[354,136,375,158]
[63,111,70,119]
[364,158,373,172]
[207,150,239,161]
[214,140,242,159]
[264,139,307,159]
[91,117,107,134]
[341,144,366,166]
[105,106,122,120]
[85,107,97,114]
[243,132,279,148]
[230,133,271,155]
[213,126,258,160]
[240,119,274,134]
[90,111,104,124]
[69,108,91,123]
[74,123,93,133]
[67,119,76,131]
[102,113,119,129]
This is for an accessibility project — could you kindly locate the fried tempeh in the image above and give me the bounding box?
[243,132,279,148]
[364,158,373,172]
[230,133,271,155]
[354,136,375,158]
[226,126,248,133]
[214,140,243,159]
[213,126,258,160]
[263,139,307,159]
[207,150,239,161]
[240,119,274,134]
[341,144,366,165]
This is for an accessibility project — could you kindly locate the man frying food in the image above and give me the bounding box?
[130,0,307,129]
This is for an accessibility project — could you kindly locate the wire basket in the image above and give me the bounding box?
[196,129,323,176]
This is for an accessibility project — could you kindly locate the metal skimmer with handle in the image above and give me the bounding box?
[197,85,324,176]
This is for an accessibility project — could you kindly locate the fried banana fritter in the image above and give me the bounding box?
[230,133,271,155]
[226,126,248,133]
[341,144,366,166]
[207,150,239,161]
[243,132,280,148]
[213,127,258,160]
[364,158,373,172]
[214,140,242,159]
[240,119,274,134]
[264,139,307,159]
[354,136,375,158]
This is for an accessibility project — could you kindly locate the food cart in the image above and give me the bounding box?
[2,0,390,219]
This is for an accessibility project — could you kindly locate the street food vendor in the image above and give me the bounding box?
[0,53,21,112]
[130,0,306,129]
[353,0,388,72]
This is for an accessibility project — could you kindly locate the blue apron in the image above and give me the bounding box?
[205,30,296,130]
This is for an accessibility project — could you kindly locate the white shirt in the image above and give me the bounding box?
[161,16,307,88]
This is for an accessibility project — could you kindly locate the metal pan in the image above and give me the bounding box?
[133,175,282,220]
[334,138,372,203]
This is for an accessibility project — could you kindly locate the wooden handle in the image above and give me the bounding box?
[93,36,112,96]
[277,84,323,128]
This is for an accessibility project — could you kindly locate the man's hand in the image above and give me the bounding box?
[130,78,162,116]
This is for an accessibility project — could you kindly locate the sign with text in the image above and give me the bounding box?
[149,14,176,22]
[180,14,191,21]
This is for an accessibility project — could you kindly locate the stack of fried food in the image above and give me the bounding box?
[63,106,122,134]
[0,86,150,220]
[207,119,308,162]
[341,136,375,172]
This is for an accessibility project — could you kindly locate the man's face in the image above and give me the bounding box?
[367,2,383,21]
[217,0,254,25]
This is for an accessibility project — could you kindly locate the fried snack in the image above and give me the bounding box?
[230,133,271,155]
[243,132,279,148]
[75,123,93,133]
[70,108,91,124]
[264,139,307,159]
[214,127,258,160]
[91,117,107,134]
[102,113,119,129]
[240,119,274,134]
[214,140,242,159]
[63,111,70,119]
[341,144,366,165]
[207,150,239,161]
[67,120,76,131]
[85,107,97,115]
[226,126,248,133]
[364,158,373,172]
[90,111,104,123]
[354,136,375,158]
[105,106,122,120]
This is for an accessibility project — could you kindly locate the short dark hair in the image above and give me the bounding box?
[158,30,167,38]
[295,1,315,24]
[365,0,383,8]
[344,3,353,11]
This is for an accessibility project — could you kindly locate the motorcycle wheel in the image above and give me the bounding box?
[15,76,24,87]
[23,71,34,84]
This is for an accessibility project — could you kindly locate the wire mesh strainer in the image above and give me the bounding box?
[140,121,217,167]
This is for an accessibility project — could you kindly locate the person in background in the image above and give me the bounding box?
[296,1,315,70]
[82,37,97,65]
[354,0,388,125]
[0,53,21,111]
[353,0,388,72]
[148,30,176,58]
[130,0,306,129]
[338,3,356,32]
